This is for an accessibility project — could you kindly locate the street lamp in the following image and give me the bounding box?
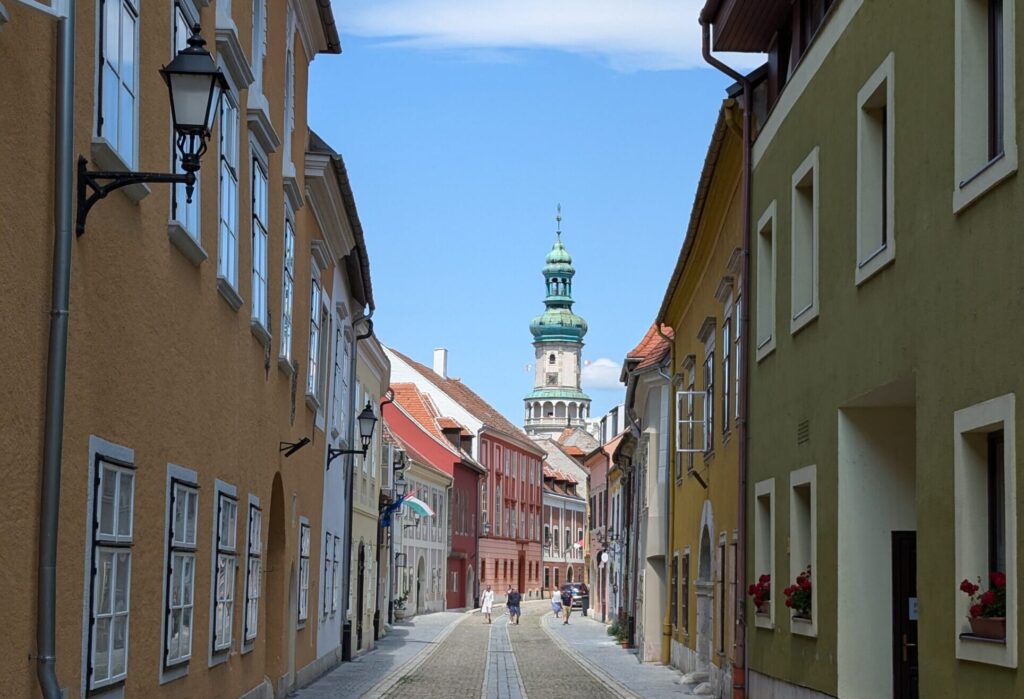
[327,401,379,469]
[77,24,227,236]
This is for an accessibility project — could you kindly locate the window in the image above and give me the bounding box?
[755,203,777,360]
[280,218,296,362]
[298,521,310,623]
[546,373,558,386]
[97,0,138,167]
[954,0,1017,211]
[790,465,817,636]
[734,295,742,420]
[553,527,560,555]
[332,327,351,436]
[165,480,198,667]
[244,504,262,642]
[754,479,775,629]
[323,532,333,616]
[332,535,341,614]
[549,354,556,365]
[717,539,726,654]
[88,458,135,690]
[251,158,269,331]
[954,393,1016,666]
[218,93,240,291]
[670,554,679,628]
[307,276,323,398]
[854,54,896,286]
[722,318,731,434]
[682,552,690,635]
[703,350,715,454]
[791,148,819,333]
[251,0,267,92]
[171,3,200,241]
[213,492,238,652]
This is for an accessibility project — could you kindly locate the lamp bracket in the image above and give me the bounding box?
[77,156,194,237]
[326,445,367,470]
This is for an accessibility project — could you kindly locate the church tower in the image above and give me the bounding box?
[524,209,591,437]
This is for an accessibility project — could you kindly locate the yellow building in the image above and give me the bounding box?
[0,2,386,698]
[657,98,744,696]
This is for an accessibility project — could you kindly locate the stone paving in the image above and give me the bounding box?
[484,614,527,699]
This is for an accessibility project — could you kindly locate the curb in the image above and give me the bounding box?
[539,611,642,699]
[362,612,472,699]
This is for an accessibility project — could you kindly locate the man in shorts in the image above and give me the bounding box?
[560,586,574,624]
[507,586,522,624]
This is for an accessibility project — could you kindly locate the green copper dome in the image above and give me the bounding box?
[530,233,588,343]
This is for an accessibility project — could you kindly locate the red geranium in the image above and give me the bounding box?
[748,573,771,611]
[960,572,1007,619]
[783,567,812,618]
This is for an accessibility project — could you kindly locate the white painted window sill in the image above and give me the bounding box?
[217,277,243,311]
[755,337,776,363]
[755,611,774,629]
[90,137,150,202]
[278,356,296,377]
[305,392,321,414]
[790,307,819,336]
[250,318,271,347]
[791,615,817,637]
[855,243,895,286]
[168,222,207,266]
[954,147,1018,214]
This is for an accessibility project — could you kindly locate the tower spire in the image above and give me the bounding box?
[556,203,562,238]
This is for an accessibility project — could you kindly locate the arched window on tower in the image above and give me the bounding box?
[549,354,556,365]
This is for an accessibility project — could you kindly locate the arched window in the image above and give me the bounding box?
[549,353,556,365]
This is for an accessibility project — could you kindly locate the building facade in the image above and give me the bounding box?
[387,347,546,602]
[524,219,592,437]
[542,466,587,590]
[0,2,396,697]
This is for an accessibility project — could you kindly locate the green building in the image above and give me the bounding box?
[702,0,1023,697]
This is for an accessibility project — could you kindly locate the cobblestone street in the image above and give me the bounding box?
[296,601,697,698]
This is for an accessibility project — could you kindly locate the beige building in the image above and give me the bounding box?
[0,2,387,698]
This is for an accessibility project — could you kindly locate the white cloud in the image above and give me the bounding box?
[581,358,623,390]
[338,0,761,71]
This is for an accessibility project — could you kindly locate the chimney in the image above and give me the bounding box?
[433,348,448,378]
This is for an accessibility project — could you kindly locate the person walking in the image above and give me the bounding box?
[560,585,573,625]
[508,586,522,625]
[550,587,562,619]
[481,585,495,624]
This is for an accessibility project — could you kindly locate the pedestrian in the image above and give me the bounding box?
[508,586,522,625]
[481,585,495,624]
[550,587,562,618]
[560,585,573,625]
[505,584,513,616]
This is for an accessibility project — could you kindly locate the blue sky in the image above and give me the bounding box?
[309,1,743,425]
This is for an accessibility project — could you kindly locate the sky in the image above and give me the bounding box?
[309,1,750,425]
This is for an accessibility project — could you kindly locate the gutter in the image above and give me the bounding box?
[38,6,75,697]
[700,16,752,699]
[315,0,342,54]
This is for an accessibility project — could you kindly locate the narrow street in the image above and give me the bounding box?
[295,602,692,698]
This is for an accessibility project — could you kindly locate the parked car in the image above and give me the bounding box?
[560,582,589,615]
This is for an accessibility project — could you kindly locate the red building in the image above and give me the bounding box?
[384,383,486,609]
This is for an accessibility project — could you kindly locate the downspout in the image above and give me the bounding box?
[700,17,752,699]
[342,308,373,659]
[654,326,675,666]
[38,6,75,698]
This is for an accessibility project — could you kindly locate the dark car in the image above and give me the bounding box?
[560,583,589,615]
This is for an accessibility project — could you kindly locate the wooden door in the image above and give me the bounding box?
[892,531,918,699]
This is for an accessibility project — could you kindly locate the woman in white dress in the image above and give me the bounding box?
[481,585,495,624]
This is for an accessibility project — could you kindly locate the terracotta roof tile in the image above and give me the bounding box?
[391,383,448,444]
[389,349,543,455]
[627,323,674,371]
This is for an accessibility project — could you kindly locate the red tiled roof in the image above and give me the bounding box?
[391,383,447,444]
[388,349,543,455]
[627,323,674,371]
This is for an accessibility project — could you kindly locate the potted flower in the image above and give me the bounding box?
[616,625,630,648]
[783,567,812,620]
[748,574,771,615]
[393,595,408,620]
[960,572,1006,640]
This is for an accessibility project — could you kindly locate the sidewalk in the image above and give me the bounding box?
[541,611,698,698]
[292,611,464,699]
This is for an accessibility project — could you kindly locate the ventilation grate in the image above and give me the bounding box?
[797,419,810,445]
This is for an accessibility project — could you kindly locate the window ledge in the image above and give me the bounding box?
[790,307,819,336]
[954,147,1018,214]
[755,337,776,363]
[215,20,255,91]
[855,243,895,286]
[250,318,271,347]
[217,277,243,311]
[791,615,817,637]
[247,93,281,155]
[306,392,322,414]
[278,356,296,376]
[283,169,303,212]
[168,222,207,266]
[755,611,774,630]
[90,138,150,202]
[959,633,1007,645]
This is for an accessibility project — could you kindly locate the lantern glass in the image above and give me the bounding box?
[168,71,221,133]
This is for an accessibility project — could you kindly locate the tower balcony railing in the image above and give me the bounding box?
[525,416,587,428]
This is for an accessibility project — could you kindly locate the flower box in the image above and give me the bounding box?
[755,601,770,615]
[968,616,1006,641]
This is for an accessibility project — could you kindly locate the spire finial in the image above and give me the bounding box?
[556,203,562,238]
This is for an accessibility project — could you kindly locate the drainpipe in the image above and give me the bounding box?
[38,6,75,698]
[342,308,374,659]
[700,17,752,699]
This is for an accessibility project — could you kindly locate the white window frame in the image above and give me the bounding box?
[306,269,325,406]
[217,89,241,296]
[331,324,352,439]
[170,1,201,244]
[251,0,267,94]
[954,393,1017,667]
[87,455,136,690]
[211,487,238,655]
[754,478,775,629]
[675,388,707,455]
[734,290,742,420]
[722,312,732,435]
[322,531,333,618]
[755,202,777,361]
[280,214,296,364]
[954,0,1017,213]
[856,53,896,285]
[298,519,310,624]
[96,0,139,168]
[250,154,270,336]
[243,499,262,645]
[163,476,199,670]
[789,465,817,637]
[332,535,341,614]
[790,148,820,335]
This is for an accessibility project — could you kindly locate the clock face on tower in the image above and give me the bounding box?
[546,373,558,386]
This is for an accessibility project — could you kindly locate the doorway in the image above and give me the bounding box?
[892,532,918,699]
[518,552,526,593]
[696,523,713,673]
[416,557,425,613]
[357,543,366,651]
